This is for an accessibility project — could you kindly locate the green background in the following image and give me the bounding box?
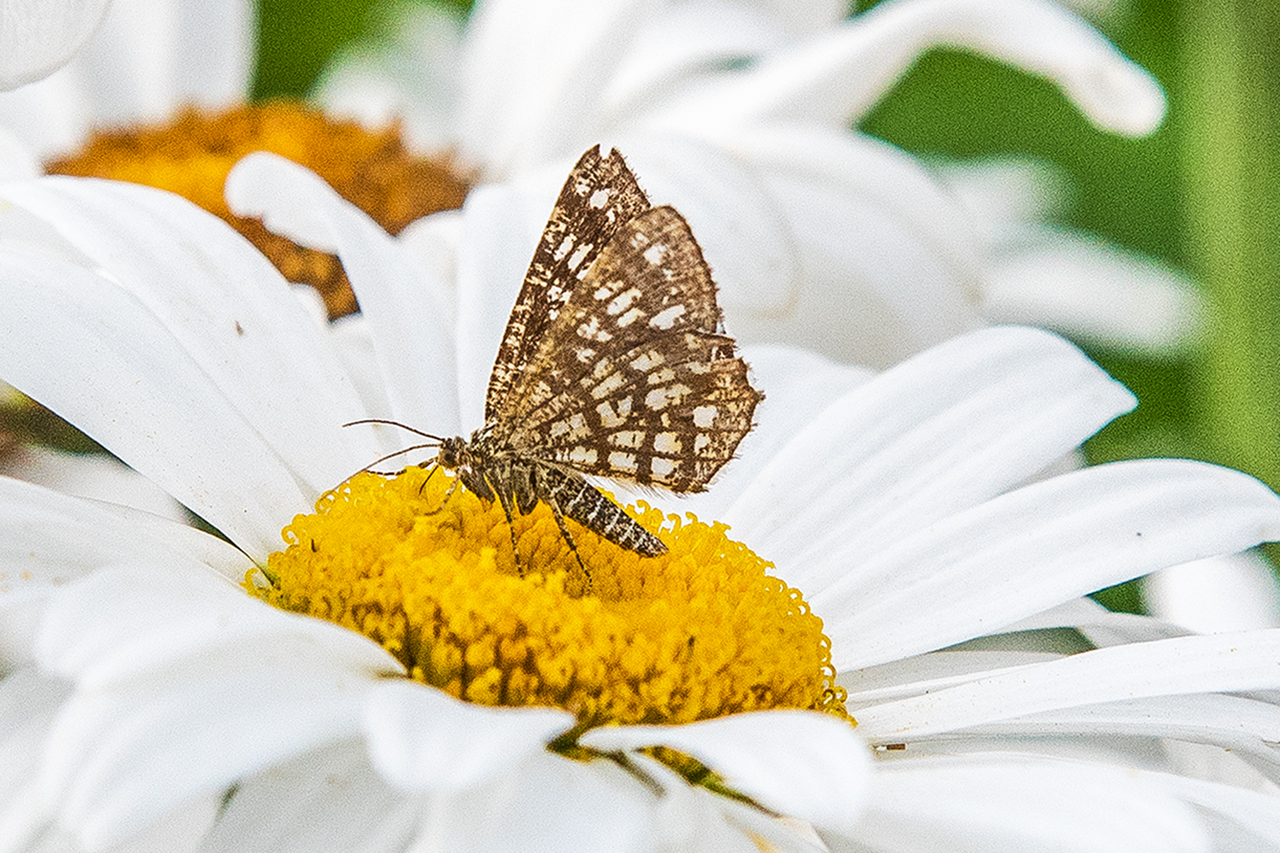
[252,0,1280,613]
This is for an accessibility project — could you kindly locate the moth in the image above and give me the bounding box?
[357,145,761,577]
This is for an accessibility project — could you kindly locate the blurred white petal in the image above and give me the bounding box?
[0,0,110,90]
[984,230,1206,354]
[689,0,1164,134]
[0,0,252,159]
[1144,551,1280,634]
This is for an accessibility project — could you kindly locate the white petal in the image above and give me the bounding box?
[1144,552,1280,634]
[728,326,1134,591]
[836,754,1208,853]
[34,563,397,687]
[202,739,420,853]
[450,179,551,428]
[984,229,1206,355]
[314,2,466,155]
[947,693,1280,780]
[0,245,308,555]
[31,567,396,850]
[1154,773,1280,850]
[1005,598,1193,648]
[0,669,68,839]
[39,657,376,851]
[164,0,252,112]
[457,0,657,177]
[226,152,462,436]
[602,3,787,121]
[628,752,805,853]
[660,124,984,367]
[363,680,573,792]
[581,710,871,835]
[820,460,1280,670]
[0,177,377,555]
[0,0,251,159]
[841,649,1068,708]
[0,475,250,600]
[0,445,183,522]
[694,0,1164,136]
[935,156,1070,243]
[0,0,110,89]
[854,629,1280,741]
[0,122,38,179]
[408,750,657,853]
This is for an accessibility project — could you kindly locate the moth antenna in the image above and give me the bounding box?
[343,418,445,443]
[342,441,441,483]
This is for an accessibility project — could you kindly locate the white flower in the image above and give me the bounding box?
[318,0,1190,364]
[1,160,1279,850]
[0,0,251,170]
[0,0,113,90]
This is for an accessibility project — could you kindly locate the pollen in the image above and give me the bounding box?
[46,101,468,319]
[251,468,847,728]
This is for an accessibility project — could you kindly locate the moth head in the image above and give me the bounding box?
[435,436,466,470]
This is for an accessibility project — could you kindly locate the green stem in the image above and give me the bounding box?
[1181,2,1280,562]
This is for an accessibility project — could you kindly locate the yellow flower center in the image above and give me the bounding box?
[46,101,468,319]
[252,467,847,729]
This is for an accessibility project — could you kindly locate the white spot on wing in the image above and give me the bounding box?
[608,451,638,474]
[567,244,591,271]
[651,457,676,478]
[630,350,664,372]
[590,188,611,208]
[653,432,681,453]
[569,446,599,465]
[643,243,667,266]
[609,431,644,449]
[592,371,626,399]
[646,384,692,410]
[606,287,641,316]
[649,305,686,330]
[693,405,718,427]
[597,401,625,428]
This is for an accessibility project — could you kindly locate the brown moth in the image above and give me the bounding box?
[358,145,761,576]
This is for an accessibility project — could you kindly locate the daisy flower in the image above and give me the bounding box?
[1,156,1279,850]
[317,0,1191,364]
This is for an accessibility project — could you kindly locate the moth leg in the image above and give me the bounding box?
[541,485,593,596]
[493,489,524,578]
[418,466,460,516]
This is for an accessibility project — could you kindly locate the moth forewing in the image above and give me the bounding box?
[485,146,650,423]
[415,145,760,575]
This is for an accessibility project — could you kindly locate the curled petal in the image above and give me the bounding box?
[362,680,574,793]
[0,0,110,90]
[582,710,871,835]
[690,0,1164,135]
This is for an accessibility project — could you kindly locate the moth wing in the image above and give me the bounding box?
[498,206,761,492]
[484,145,650,422]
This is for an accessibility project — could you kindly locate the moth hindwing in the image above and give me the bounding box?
[435,146,762,572]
